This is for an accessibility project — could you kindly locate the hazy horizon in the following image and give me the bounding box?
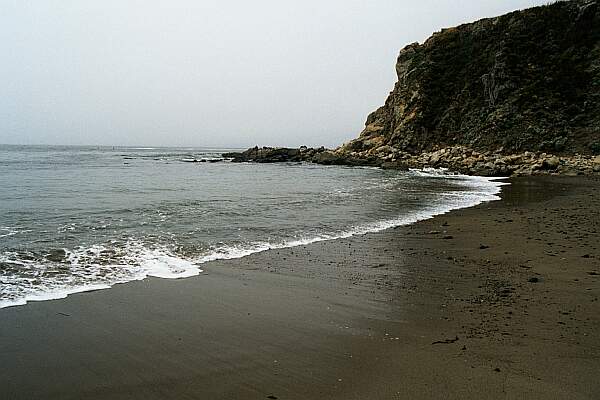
[1,0,549,148]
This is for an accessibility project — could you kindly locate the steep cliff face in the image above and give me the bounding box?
[341,0,600,155]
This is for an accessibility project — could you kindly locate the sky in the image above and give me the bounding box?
[1,0,549,148]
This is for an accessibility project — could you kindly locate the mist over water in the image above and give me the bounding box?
[0,145,504,308]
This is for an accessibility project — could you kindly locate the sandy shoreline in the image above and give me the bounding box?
[1,176,598,399]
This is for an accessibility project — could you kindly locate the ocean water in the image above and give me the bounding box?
[0,145,505,308]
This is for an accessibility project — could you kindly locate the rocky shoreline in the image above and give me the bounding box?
[222,2,600,178]
[222,145,600,176]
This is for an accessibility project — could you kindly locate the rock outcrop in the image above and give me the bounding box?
[224,145,599,175]
[223,146,316,163]
[224,1,600,176]
[339,0,600,157]
[223,146,388,167]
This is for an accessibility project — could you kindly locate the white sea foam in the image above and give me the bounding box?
[0,228,18,238]
[0,243,202,309]
[0,227,29,238]
[0,171,506,309]
[190,172,507,264]
[128,246,200,279]
[0,283,112,309]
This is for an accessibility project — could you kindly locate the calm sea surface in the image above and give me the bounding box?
[0,145,504,308]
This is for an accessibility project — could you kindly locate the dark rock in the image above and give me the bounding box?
[311,151,345,165]
[46,249,66,262]
[432,336,459,345]
[528,277,540,283]
[380,161,409,170]
[223,146,313,163]
[541,156,560,170]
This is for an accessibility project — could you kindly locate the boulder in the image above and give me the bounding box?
[380,161,409,170]
[46,249,66,262]
[311,151,345,165]
[541,156,560,170]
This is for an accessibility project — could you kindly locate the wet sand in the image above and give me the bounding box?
[1,176,599,399]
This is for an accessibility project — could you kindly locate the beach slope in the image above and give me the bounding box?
[1,176,598,399]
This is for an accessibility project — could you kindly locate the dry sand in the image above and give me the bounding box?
[1,176,598,399]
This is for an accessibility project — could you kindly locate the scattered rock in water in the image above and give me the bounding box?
[223,146,316,163]
[479,244,490,250]
[46,249,66,262]
[528,277,540,283]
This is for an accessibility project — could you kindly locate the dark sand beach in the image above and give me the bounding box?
[1,176,599,400]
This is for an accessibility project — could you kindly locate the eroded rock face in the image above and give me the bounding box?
[339,0,600,157]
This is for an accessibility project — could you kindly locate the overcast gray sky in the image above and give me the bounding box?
[1,0,549,148]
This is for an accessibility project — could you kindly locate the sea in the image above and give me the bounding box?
[0,145,505,308]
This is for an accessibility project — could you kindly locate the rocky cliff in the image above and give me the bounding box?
[224,1,600,176]
[340,0,600,156]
